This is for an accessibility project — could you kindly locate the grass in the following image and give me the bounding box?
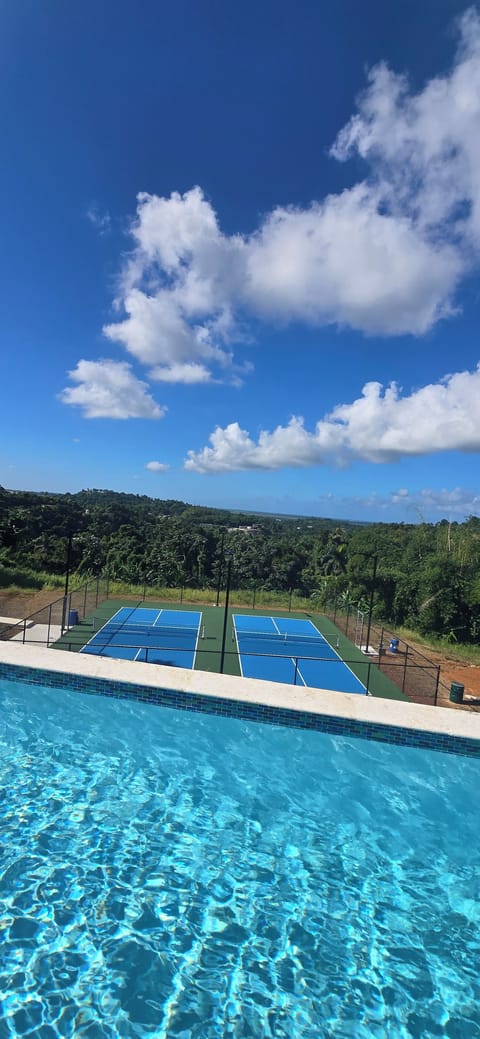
[394,626,480,666]
[106,579,314,613]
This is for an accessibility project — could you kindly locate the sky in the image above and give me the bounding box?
[1,0,480,524]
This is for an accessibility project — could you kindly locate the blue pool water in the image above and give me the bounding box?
[1,677,480,1039]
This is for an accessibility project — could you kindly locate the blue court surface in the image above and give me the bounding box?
[233,615,366,694]
[81,607,202,669]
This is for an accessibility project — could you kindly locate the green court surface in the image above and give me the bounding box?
[53,598,406,700]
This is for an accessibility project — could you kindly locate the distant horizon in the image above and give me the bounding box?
[3,482,472,528]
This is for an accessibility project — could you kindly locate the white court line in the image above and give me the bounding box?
[192,614,203,670]
[81,606,126,650]
[291,658,307,686]
[232,620,244,678]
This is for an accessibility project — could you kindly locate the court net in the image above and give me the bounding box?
[233,629,330,646]
[93,621,203,641]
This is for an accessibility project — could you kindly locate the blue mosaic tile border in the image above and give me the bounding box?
[1,659,479,758]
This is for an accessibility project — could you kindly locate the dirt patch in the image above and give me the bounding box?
[403,636,480,710]
[0,588,62,619]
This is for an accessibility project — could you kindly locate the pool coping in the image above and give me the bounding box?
[1,642,480,756]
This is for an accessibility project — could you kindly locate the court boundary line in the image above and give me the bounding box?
[234,613,367,694]
[82,606,201,670]
[232,621,244,678]
[81,606,127,652]
[192,613,203,670]
[291,658,307,686]
[279,616,367,695]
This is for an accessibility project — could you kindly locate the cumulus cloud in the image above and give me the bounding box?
[149,362,213,384]
[59,360,165,419]
[391,486,480,516]
[145,460,170,472]
[97,9,480,385]
[184,364,480,471]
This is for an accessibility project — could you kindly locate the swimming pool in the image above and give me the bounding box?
[1,674,479,1038]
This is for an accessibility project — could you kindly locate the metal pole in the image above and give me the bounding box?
[333,593,337,624]
[293,658,299,685]
[61,531,73,632]
[366,660,372,695]
[252,585,256,609]
[402,645,409,694]
[364,555,378,656]
[288,589,293,612]
[220,555,232,673]
[215,530,226,607]
[47,603,52,647]
[434,666,440,706]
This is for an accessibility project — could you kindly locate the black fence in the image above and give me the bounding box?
[0,576,110,646]
[324,601,441,705]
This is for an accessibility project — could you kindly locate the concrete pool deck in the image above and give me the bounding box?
[1,640,480,745]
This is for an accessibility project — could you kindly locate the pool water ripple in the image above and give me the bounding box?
[1,677,480,1038]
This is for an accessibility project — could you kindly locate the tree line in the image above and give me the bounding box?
[1,487,479,643]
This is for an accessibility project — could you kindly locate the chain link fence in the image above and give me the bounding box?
[0,576,110,647]
[324,600,441,705]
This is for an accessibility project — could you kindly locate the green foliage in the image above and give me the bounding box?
[1,487,480,644]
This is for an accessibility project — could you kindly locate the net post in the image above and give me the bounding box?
[293,657,299,685]
[23,618,27,644]
[47,604,52,647]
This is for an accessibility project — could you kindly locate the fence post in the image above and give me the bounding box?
[252,586,256,610]
[378,626,384,661]
[402,645,409,694]
[143,578,147,601]
[288,589,293,612]
[366,660,371,695]
[22,618,27,644]
[83,584,88,619]
[434,666,440,706]
[346,605,350,637]
[180,585,184,603]
[105,572,110,599]
[333,594,337,624]
[95,578,100,608]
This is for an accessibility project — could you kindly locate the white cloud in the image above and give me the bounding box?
[391,486,480,516]
[149,361,212,384]
[97,9,480,384]
[184,364,480,471]
[145,460,170,472]
[59,360,165,419]
[86,205,111,235]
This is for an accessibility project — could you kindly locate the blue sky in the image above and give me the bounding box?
[1,0,480,523]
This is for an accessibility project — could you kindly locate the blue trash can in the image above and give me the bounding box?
[389,637,399,653]
[68,609,79,626]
